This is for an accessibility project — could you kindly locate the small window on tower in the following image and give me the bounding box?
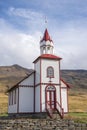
[43,47,45,54]
[48,46,50,50]
[47,66,54,78]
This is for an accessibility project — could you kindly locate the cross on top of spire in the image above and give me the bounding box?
[45,16,47,27]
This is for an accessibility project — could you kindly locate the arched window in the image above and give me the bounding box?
[43,47,45,54]
[47,46,50,54]
[47,46,50,50]
[47,66,54,78]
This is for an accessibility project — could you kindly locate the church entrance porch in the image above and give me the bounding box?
[45,85,64,118]
[45,86,56,111]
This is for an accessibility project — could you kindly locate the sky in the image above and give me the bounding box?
[0,0,87,69]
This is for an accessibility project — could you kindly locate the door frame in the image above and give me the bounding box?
[45,85,56,110]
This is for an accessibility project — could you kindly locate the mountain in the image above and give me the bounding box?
[0,64,87,93]
[0,64,33,93]
[61,70,87,90]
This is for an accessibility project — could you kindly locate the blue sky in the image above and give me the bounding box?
[0,0,87,69]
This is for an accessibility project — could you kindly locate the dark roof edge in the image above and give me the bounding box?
[61,78,71,88]
[7,70,35,92]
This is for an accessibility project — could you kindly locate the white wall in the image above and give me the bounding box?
[41,59,60,84]
[19,73,34,86]
[34,60,40,84]
[61,88,68,113]
[8,88,18,113]
[61,81,68,113]
[19,87,34,112]
[8,104,17,113]
[41,85,46,112]
[35,86,40,112]
[56,85,61,104]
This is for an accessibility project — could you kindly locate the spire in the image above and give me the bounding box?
[40,29,54,55]
[40,28,53,42]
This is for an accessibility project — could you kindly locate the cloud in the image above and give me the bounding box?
[0,18,41,68]
[0,17,87,69]
[0,2,87,70]
[54,26,87,69]
[8,7,43,20]
[6,7,45,32]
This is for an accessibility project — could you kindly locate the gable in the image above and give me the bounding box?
[61,79,70,88]
[8,71,35,92]
[19,72,34,86]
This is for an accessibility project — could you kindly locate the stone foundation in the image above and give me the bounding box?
[0,115,87,130]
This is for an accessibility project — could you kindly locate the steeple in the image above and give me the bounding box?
[40,29,53,42]
[40,29,54,55]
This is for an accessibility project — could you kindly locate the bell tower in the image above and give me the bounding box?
[40,29,54,55]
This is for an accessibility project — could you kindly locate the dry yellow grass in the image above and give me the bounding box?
[69,91,87,112]
[0,93,8,114]
[0,90,87,114]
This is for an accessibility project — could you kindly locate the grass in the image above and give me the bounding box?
[69,90,87,112]
[0,93,8,114]
[0,113,8,117]
[65,112,87,123]
[69,112,87,117]
[66,90,87,123]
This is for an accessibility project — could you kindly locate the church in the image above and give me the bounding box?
[8,28,70,118]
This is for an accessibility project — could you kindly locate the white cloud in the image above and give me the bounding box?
[0,18,41,68]
[0,15,87,69]
[54,26,87,69]
[8,7,44,20]
[6,7,47,33]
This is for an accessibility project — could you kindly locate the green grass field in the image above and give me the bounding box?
[65,112,87,123]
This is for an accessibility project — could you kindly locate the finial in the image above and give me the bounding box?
[45,16,47,28]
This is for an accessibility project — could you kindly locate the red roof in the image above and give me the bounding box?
[40,28,53,42]
[40,54,61,59]
[33,54,62,63]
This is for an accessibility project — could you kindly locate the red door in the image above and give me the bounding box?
[46,86,56,110]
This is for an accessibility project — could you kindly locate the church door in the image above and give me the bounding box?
[46,86,56,110]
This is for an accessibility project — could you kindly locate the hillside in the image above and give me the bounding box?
[0,64,87,113]
[0,64,33,93]
[61,70,87,90]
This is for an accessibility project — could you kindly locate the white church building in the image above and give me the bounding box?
[8,29,70,118]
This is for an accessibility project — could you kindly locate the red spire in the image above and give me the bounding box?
[40,28,53,42]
